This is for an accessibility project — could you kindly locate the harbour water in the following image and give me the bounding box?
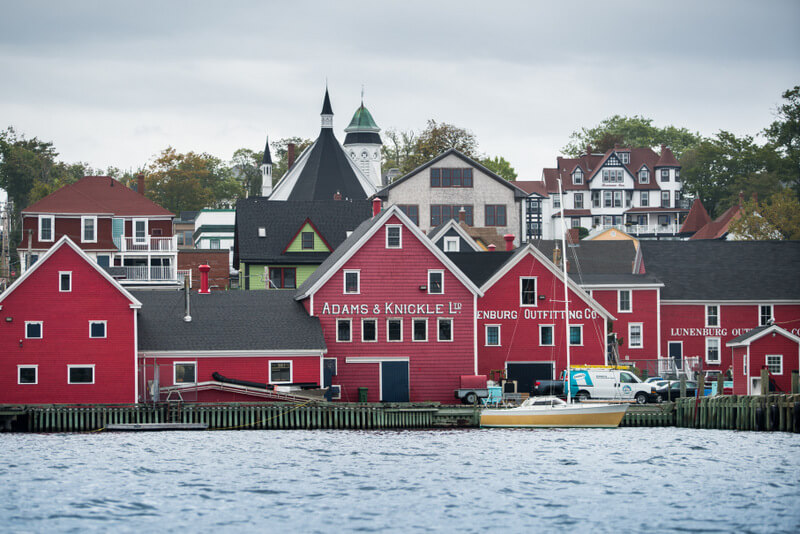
[1,428,798,533]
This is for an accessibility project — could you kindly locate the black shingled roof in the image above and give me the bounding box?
[262,136,272,165]
[640,240,800,301]
[445,251,514,287]
[233,199,372,265]
[321,88,333,115]
[570,273,663,286]
[727,325,771,345]
[133,290,326,352]
[533,240,638,275]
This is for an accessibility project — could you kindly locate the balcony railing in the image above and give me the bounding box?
[117,236,177,253]
[123,265,177,282]
[600,223,681,235]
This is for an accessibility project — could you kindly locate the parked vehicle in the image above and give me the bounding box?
[532,379,565,396]
[644,377,664,383]
[654,380,698,402]
[454,375,491,405]
[531,368,657,404]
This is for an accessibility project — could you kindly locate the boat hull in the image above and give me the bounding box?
[480,404,628,428]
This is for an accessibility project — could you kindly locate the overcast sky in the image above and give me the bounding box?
[1,0,799,191]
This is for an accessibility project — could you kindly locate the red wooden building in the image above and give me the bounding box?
[728,325,800,395]
[295,204,481,403]
[0,236,141,404]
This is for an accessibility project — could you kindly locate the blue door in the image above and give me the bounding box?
[381,361,409,402]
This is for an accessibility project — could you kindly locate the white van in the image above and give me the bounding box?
[568,368,656,404]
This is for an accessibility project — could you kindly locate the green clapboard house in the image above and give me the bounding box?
[233,199,373,290]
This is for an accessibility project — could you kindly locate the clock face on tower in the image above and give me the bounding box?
[372,151,378,159]
[361,151,368,159]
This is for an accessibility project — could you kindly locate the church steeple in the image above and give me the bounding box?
[321,88,333,129]
[260,135,273,197]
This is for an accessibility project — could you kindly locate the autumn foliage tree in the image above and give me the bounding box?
[729,189,800,240]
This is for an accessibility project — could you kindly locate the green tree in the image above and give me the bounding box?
[230,148,264,198]
[382,129,417,173]
[270,137,313,182]
[480,155,518,181]
[145,147,244,214]
[729,189,800,240]
[407,120,479,170]
[764,85,800,198]
[562,115,702,158]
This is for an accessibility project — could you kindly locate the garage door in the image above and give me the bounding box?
[507,362,554,394]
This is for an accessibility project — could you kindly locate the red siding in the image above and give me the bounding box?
[0,244,137,404]
[744,333,799,394]
[592,288,659,363]
[309,215,476,404]
[731,346,748,395]
[124,218,173,237]
[21,215,117,251]
[477,253,607,380]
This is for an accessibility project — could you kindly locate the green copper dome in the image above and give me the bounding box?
[345,105,380,132]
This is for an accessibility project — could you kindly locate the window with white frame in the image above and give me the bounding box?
[412,318,428,342]
[705,337,720,364]
[629,323,643,348]
[89,321,107,339]
[362,318,377,342]
[639,169,649,183]
[619,152,630,164]
[618,290,631,313]
[38,215,54,242]
[174,362,197,384]
[81,216,97,243]
[59,271,72,292]
[569,325,583,346]
[336,319,352,342]
[520,277,537,306]
[660,169,670,182]
[661,191,670,208]
[344,270,360,294]
[387,318,403,341]
[329,385,342,400]
[485,325,500,346]
[759,305,773,326]
[574,193,584,209]
[705,305,719,327]
[540,325,554,346]
[552,194,561,209]
[18,365,37,385]
[766,355,783,375]
[438,318,453,342]
[573,168,583,184]
[68,365,95,384]
[133,219,148,243]
[428,270,444,294]
[675,169,681,182]
[25,321,42,339]
[602,169,624,183]
[640,191,649,207]
[386,225,402,249]
[270,361,291,383]
[443,236,459,252]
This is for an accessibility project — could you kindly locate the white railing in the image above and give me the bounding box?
[599,223,681,235]
[118,236,177,252]
[123,265,177,282]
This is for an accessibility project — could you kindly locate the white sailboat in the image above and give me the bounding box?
[480,178,628,428]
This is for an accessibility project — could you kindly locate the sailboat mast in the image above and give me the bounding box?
[557,178,572,404]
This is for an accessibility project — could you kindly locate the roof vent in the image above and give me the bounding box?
[258,227,266,237]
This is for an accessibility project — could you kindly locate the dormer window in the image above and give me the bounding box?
[572,168,583,185]
[619,152,630,164]
[639,169,650,184]
[301,231,314,250]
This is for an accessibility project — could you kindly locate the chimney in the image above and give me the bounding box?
[660,144,666,154]
[183,275,192,322]
[458,207,466,224]
[488,244,496,252]
[333,191,342,201]
[137,174,145,196]
[586,144,592,156]
[553,244,562,266]
[372,197,382,216]
[503,234,514,251]
[198,264,211,294]
[288,143,296,169]
[567,228,580,245]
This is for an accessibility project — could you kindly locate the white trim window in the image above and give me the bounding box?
[443,236,459,252]
[640,191,649,207]
[766,354,783,375]
[540,324,554,346]
[437,318,454,342]
[572,168,583,185]
[638,169,649,184]
[89,321,107,339]
[133,218,148,244]
[81,216,97,243]
[387,318,403,342]
[485,325,500,346]
[759,305,773,326]
[18,365,38,385]
[705,337,721,364]
[329,385,342,400]
[336,318,352,342]
[385,225,402,249]
[412,318,428,342]
[705,305,719,327]
[59,271,72,292]
[618,290,632,313]
[269,361,292,383]
[361,318,378,342]
[569,325,583,346]
[174,361,197,384]
[68,365,95,384]
[628,323,643,348]
[552,194,561,209]
[38,215,55,242]
[25,321,43,339]
[343,270,360,294]
[428,270,444,294]
[520,277,537,307]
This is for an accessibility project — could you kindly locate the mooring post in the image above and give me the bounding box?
[680,375,687,399]
[760,368,769,396]
[716,374,724,396]
[792,370,799,394]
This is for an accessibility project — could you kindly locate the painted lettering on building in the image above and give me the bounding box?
[477,308,599,320]
[321,302,463,316]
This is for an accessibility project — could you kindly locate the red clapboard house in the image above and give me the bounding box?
[0,236,141,404]
[728,325,800,395]
[294,202,481,403]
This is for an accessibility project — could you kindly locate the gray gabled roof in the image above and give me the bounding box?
[640,241,800,301]
[376,148,528,199]
[534,240,639,275]
[133,290,326,352]
[571,273,663,287]
[233,199,372,265]
[727,325,771,345]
